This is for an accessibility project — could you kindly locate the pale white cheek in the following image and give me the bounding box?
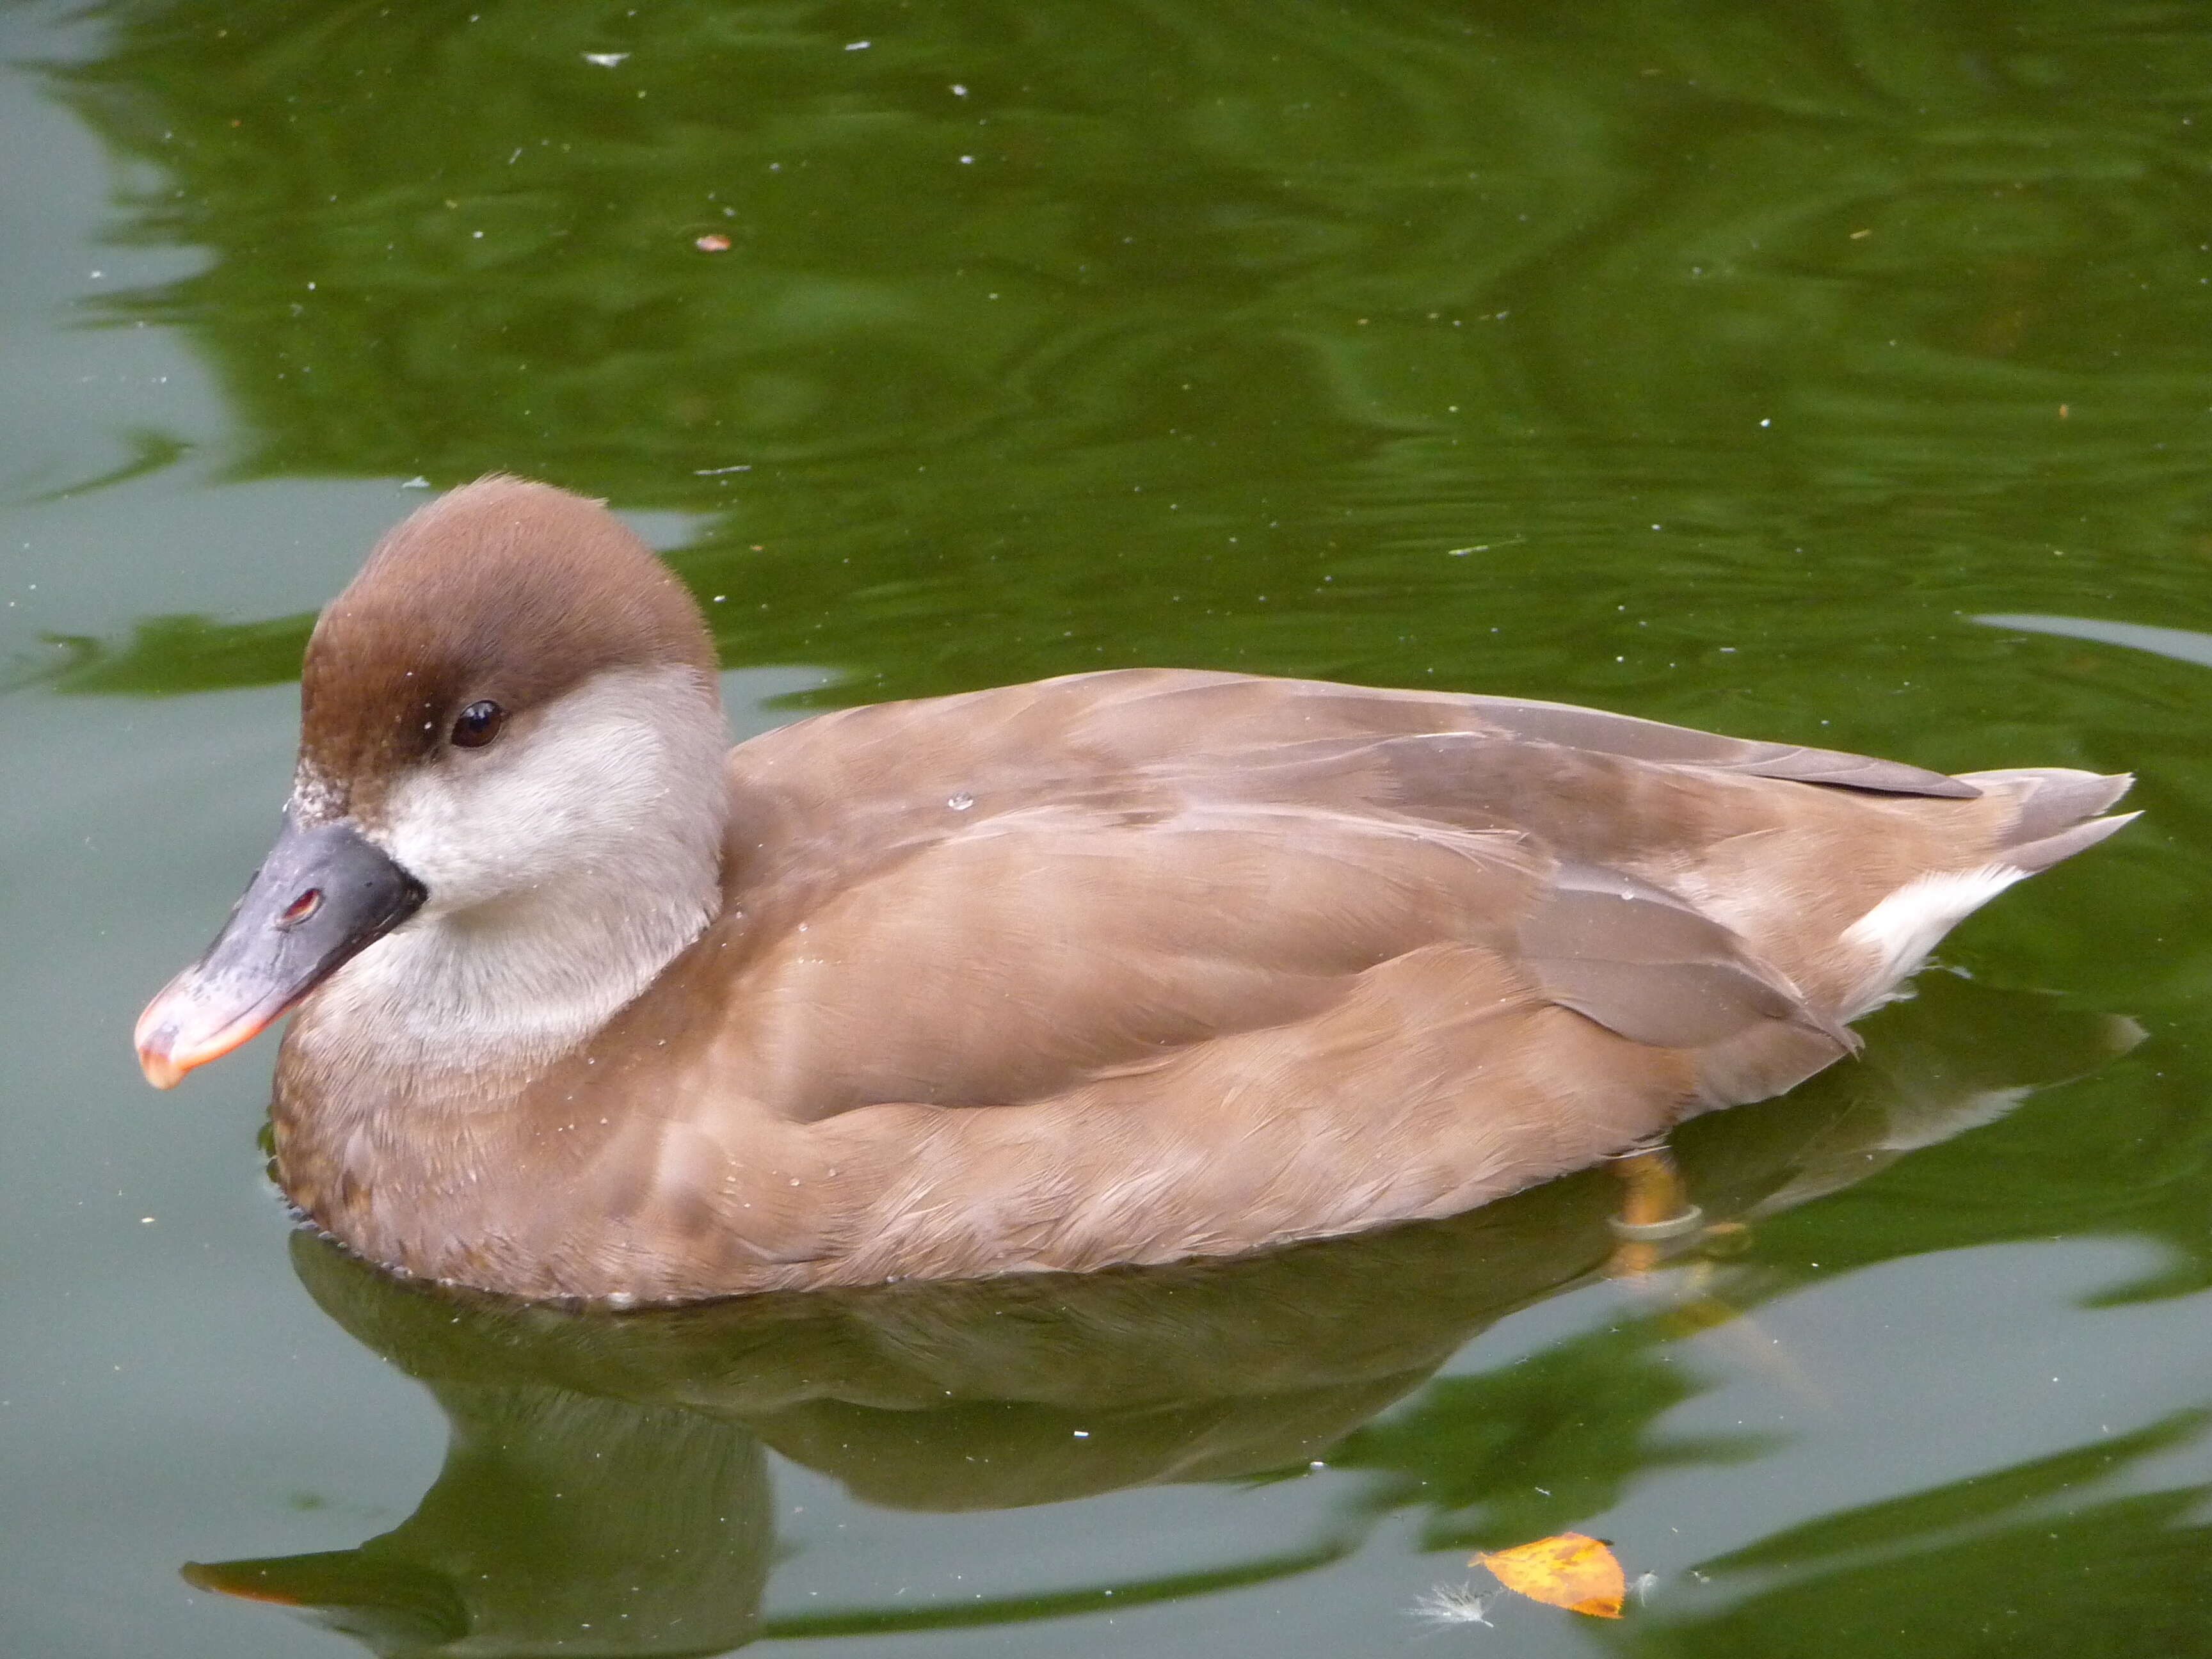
[383,732,667,910]
[374,666,727,915]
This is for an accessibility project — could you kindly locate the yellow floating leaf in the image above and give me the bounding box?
[1473,1532,1626,1618]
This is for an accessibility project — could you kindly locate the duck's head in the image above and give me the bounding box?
[135,476,728,1088]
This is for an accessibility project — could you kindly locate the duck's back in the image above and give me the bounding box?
[694,669,2126,1124]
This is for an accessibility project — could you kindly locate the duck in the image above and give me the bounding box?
[133,476,2135,1303]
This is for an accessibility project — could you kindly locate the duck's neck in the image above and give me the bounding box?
[273,840,725,1267]
[296,876,721,1088]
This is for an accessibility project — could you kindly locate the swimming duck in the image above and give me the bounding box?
[134,476,2133,1302]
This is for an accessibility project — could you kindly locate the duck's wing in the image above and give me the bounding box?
[704,667,2117,1122]
[691,780,1840,1126]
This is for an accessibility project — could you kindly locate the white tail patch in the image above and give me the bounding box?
[1841,865,2026,1011]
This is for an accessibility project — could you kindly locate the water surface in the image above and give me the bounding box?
[6,2,2212,1654]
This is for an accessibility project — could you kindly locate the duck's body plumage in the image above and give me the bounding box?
[137,479,2133,1302]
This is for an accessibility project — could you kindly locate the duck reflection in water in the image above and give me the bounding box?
[185,975,2135,1656]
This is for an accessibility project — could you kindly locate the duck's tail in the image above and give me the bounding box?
[1968,767,2138,873]
[1836,768,2135,1016]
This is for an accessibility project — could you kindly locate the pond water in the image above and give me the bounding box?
[6,1,2212,1653]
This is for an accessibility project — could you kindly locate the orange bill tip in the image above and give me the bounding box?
[133,972,273,1089]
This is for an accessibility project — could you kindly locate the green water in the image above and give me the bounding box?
[5,1,2212,1653]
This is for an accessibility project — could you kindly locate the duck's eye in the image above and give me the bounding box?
[450,700,507,749]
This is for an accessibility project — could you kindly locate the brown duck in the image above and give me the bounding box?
[134,476,2134,1302]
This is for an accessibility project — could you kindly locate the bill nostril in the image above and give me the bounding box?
[276,888,323,929]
